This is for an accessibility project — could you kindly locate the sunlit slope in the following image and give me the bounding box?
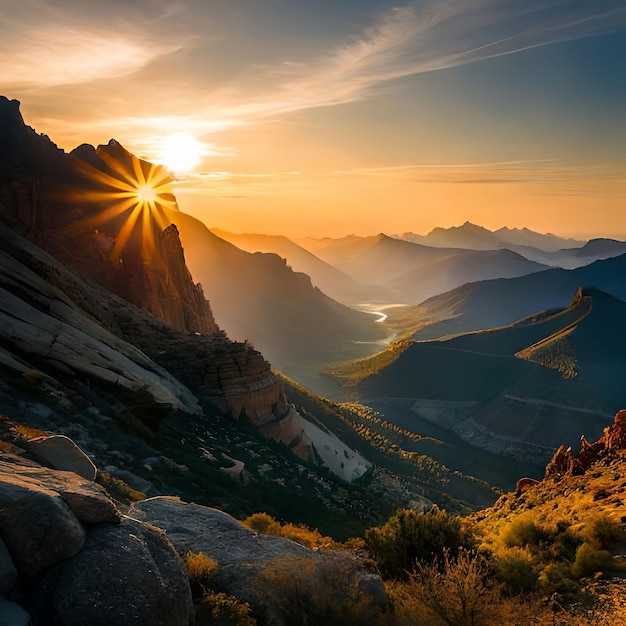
[358,290,625,464]
[164,208,387,375]
[415,253,626,340]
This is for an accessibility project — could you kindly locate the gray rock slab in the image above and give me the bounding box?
[34,518,193,626]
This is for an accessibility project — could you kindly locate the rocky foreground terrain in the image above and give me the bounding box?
[0,429,384,625]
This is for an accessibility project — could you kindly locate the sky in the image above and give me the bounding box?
[2,0,625,238]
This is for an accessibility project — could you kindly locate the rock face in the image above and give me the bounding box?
[0,443,192,626]
[0,98,291,430]
[33,518,193,626]
[0,96,216,337]
[544,409,626,481]
[130,497,386,624]
[0,222,201,416]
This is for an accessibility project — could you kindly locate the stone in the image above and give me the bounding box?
[0,471,85,577]
[515,477,540,496]
[130,497,386,624]
[0,453,120,526]
[603,409,626,451]
[33,518,193,626]
[20,434,97,481]
[0,539,17,594]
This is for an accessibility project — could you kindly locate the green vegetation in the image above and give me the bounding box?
[322,338,414,386]
[279,373,498,515]
[365,507,472,580]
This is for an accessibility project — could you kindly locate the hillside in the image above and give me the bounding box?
[210,228,390,305]
[356,289,625,471]
[415,253,626,340]
[164,209,387,387]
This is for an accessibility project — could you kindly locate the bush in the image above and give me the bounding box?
[494,547,538,593]
[365,507,471,580]
[242,512,332,550]
[196,591,256,626]
[502,519,551,549]
[579,515,625,550]
[255,554,382,625]
[570,542,612,579]
[185,552,218,598]
[409,548,499,626]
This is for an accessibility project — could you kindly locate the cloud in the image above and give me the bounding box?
[190,0,626,125]
[6,0,625,157]
[0,0,191,88]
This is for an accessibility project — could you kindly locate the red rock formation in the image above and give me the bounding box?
[515,477,540,495]
[544,409,626,481]
[603,409,626,451]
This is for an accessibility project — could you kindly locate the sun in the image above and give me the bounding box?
[159,133,204,173]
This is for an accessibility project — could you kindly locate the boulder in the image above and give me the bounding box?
[20,434,97,481]
[0,454,120,526]
[0,472,85,577]
[33,518,193,626]
[130,497,386,624]
[0,538,17,594]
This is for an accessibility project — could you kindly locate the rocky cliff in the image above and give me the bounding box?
[0,96,293,429]
[0,96,215,336]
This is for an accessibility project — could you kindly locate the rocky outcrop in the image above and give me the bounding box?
[544,409,626,481]
[0,440,193,626]
[0,452,120,576]
[33,518,193,626]
[130,497,386,624]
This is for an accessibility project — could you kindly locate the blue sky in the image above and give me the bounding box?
[2,0,625,237]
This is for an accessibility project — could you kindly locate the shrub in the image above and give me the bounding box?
[570,542,612,579]
[185,552,218,598]
[242,512,332,550]
[579,515,625,550]
[409,548,496,626]
[494,547,539,593]
[537,563,578,596]
[255,554,382,625]
[196,591,256,626]
[501,518,551,549]
[365,507,471,580]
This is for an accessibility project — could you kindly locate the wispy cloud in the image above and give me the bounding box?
[171,160,625,199]
[0,0,191,88]
[6,0,625,160]
[198,0,626,125]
